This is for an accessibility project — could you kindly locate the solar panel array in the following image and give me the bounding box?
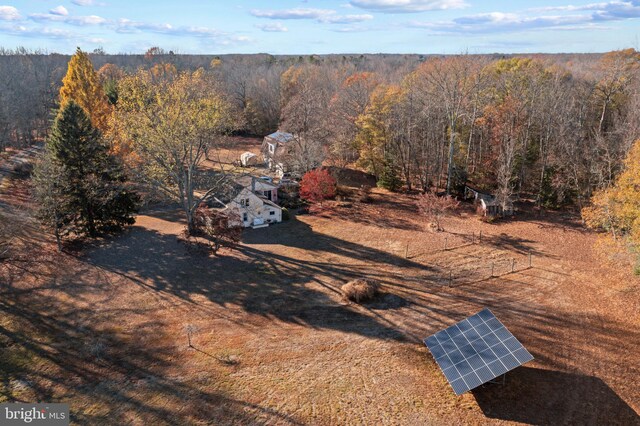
[424,308,534,395]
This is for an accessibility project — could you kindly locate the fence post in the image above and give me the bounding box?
[491,263,494,277]
[472,231,475,244]
[528,252,532,268]
[445,237,448,250]
[479,231,483,243]
[449,271,452,286]
[511,259,515,273]
[405,243,409,259]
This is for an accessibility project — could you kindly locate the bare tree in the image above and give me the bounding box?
[417,191,460,232]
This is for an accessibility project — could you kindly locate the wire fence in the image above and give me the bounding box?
[402,230,534,288]
[443,254,533,288]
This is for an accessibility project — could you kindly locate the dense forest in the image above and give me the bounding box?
[1,48,638,212]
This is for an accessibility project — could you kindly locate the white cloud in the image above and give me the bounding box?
[255,22,288,32]
[250,8,373,23]
[29,13,107,26]
[49,6,69,16]
[409,1,640,34]
[114,18,251,45]
[251,8,335,20]
[0,24,75,39]
[323,14,373,23]
[349,0,468,13]
[72,0,98,6]
[0,5,20,21]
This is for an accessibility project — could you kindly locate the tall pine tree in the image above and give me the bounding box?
[59,48,111,133]
[35,101,138,242]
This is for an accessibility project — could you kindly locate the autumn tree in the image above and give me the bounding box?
[328,72,379,166]
[59,48,111,133]
[34,101,139,243]
[583,139,640,272]
[417,191,460,232]
[280,65,335,172]
[355,85,402,178]
[411,55,484,194]
[97,63,125,105]
[190,204,242,255]
[592,49,640,136]
[300,169,337,205]
[115,69,236,233]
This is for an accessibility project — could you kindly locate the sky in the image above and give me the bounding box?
[0,0,639,54]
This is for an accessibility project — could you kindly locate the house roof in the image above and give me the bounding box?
[235,175,278,190]
[204,175,245,207]
[259,196,282,209]
[265,131,294,144]
[206,174,279,208]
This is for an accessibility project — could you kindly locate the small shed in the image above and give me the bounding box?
[466,186,513,218]
[240,152,259,167]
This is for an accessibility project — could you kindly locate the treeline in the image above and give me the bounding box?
[1,47,639,210]
[0,47,423,147]
[273,51,639,211]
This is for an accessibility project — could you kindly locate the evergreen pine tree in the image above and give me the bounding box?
[377,156,403,192]
[35,101,138,241]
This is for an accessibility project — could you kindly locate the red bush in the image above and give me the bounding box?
[300,169,337,205]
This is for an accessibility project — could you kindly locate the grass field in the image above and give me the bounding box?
[1,163,639,424]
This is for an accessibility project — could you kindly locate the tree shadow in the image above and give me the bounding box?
[85,214,434,342]
[313,201,423,231]
[472,367,640,425]
[0,276,303,425]
[481,232,546,256]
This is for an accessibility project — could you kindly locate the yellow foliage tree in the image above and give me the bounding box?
[114,68,237,232]
[354,84,403,177]
[59,48,111,133]
[583,139,640,271]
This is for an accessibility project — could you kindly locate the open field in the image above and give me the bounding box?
[1,170,639,424]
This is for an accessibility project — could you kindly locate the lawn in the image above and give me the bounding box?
[1,178,639,424]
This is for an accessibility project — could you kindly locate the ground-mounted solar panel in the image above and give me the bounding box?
[424,308,534,395]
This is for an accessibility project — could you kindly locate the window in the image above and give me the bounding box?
[245,198,250,207]
[243,213,248,222]
[269,144,275,154]
[240,199,245,207]
[269,211,275,216]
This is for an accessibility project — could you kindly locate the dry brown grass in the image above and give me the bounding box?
[341,278,380,303]
[1,170,639,425]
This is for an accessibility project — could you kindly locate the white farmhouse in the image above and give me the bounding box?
[261,131,295,177]
[208,175,282,229]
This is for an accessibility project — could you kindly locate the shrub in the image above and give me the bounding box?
[281,207,290,221]
[300,169,337,205]
[358,185,372,203]
[341,279,380,303]
[377,160,402,192]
